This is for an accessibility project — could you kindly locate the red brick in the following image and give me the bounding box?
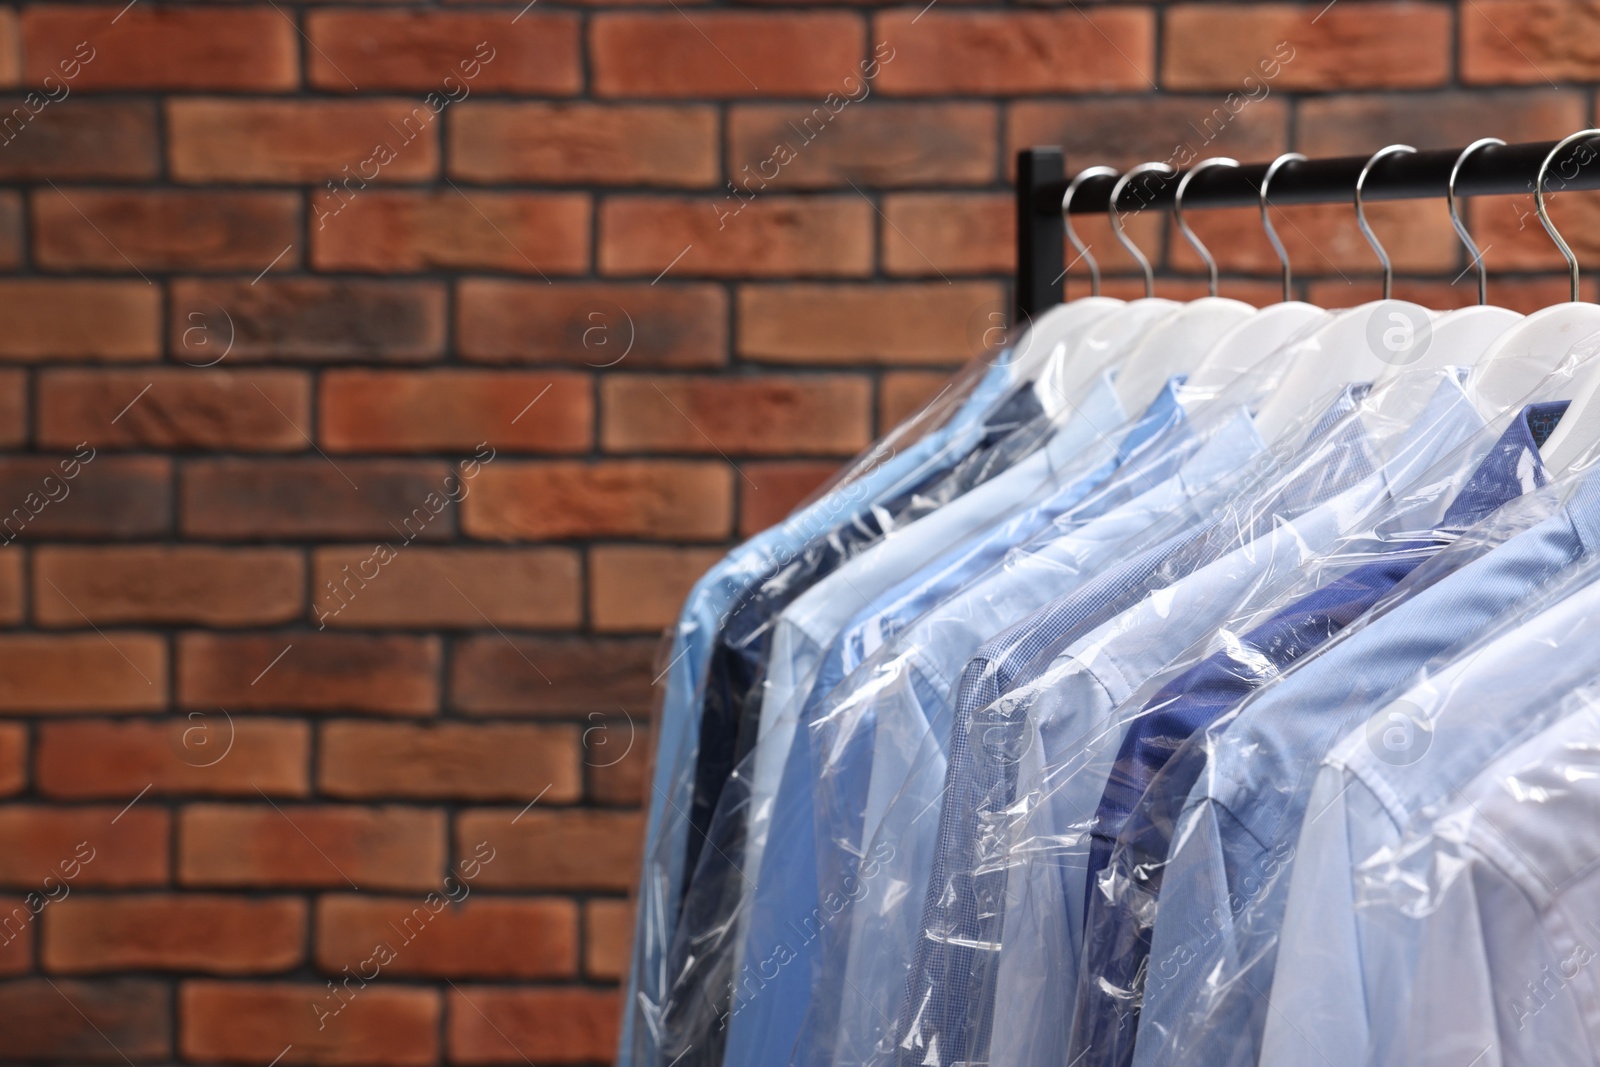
[0,725,23,796]
[456,280,727,368]
[317,895,578,979]
[1469,191,1600,272]
[1297,89,1588,156]
[452,102,717,185]
[0,455,170,541]
[24,7,296,90]
[879,195,1012,277]
[0,546,21,627]
[876,11,1153,94]
[1305,275,1589,312]
[456,809,640,891]
[311,547,581,630]
[169,99,440,184]
[319,721,582,802]
[584,898,631,980]
[1006,98,1287,176]
[34,546,303,628]
[0,11,17,86]
[171,278,447,364]
[0,979,168,1061]
[739,283,1005,362]
[0,635,163,714]
[307,11,579,94]
[738,461,836,537]
[38,368,310,452]
[1169,201,1459,276]
[34,189,298,272]
[0,896,35,973]
[181,459,455,541]
[450,636,658,717]
[0,808,167,887]
[0,99,157,180]
[182,981,439,1067]
[0,191,20,271]
[180,804,445,891]
[312,190,588,275]
[586,719,649,805]
[727,102,996,188]
[1164,4,1449,91]
[179,633,439,716]
[45,895,305,974]
[879,369,964,431]
[0,280,158,361]
[464,460,731,540]
[320,370,591,454]
[602,195,870,278]
[590,545,723,633]
[35,718,310,799]
[448,986,617,1065]
[602,375,870,455]
[1462,0,1600,84]
[0,370,20,450]
[592,12,863,98]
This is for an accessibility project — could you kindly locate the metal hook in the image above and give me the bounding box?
[1537,129,1600,303]
[1109,162,1175,298]
[1062,166,1117,297]
[1260,152,1305,303]
[1174,157,1239,298]
[1355,144,1417,300]
[1448,138,1505,307]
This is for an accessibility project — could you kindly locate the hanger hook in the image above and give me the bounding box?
[1109,162,1175,298]
[1260,152,1305,303]
[1174,158,1238,298]
[1537,129,1600,303]
[1355,144,1417,300]
[1448,138,1505,307]
[1062,166,1118,297]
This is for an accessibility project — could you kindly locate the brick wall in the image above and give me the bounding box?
[1,1,1598,1064]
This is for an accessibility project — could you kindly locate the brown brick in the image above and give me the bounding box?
[586,720,649,805]
[0,725,23,796]
[0,455,169,541]
[464,460,731,540]
[1164,4,1449,91]
[875,11,1153,94]
[171,278,447,364]
[312,190,588,275]
[879,370,963,432]
[0,280,158,361]
[0,979,168,1062]
[317,896,578,979]
[320,370,592,454]
[727,102,996,188]
[584,898,631,980]
[738,461,836,537]
[590,546,723,633]
[0,192,19,271]
[0,99,157,180]
[0,635,163,714]
[0,546,20,628]
[180,804,445,891]
[1306,275,1588,311]
[1467,192,1600,271]
[181,459,455,541]
[0,896,34,973]
[307,11,579,94]
[182,981,439,1067]
[34,189,298,272]
[457,810,639,890]
[38,369,310,452]
[456,280,726,368]
[1006,97,1287,173]
[319,721,580,802]
[448,987,617,1065]
[0,371,22,450]
[1169,201,1459,276]
[36,718,310,799]
[35,546,301,628]
[311,547,581,630]
[451,102,717,186]
[601,195,871,278]
[45,896,305,974]
[451,636,658,717]
[1298,89,1588,156]
[879,195,1012,277]
[602,375,870,455]
[1462,0,1600,84]
[179,633,440,716]
[24,7,296,91]
[0,10,17,87]
[0,808,167,887]
[739,283,1004,363]
[169,99,440,184]
[593,12,863,98]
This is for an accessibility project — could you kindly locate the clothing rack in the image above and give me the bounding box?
[1013,139,1600,324]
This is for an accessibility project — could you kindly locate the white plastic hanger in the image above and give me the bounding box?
[1183,154,1330,394]
[1111,158,1256,412]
